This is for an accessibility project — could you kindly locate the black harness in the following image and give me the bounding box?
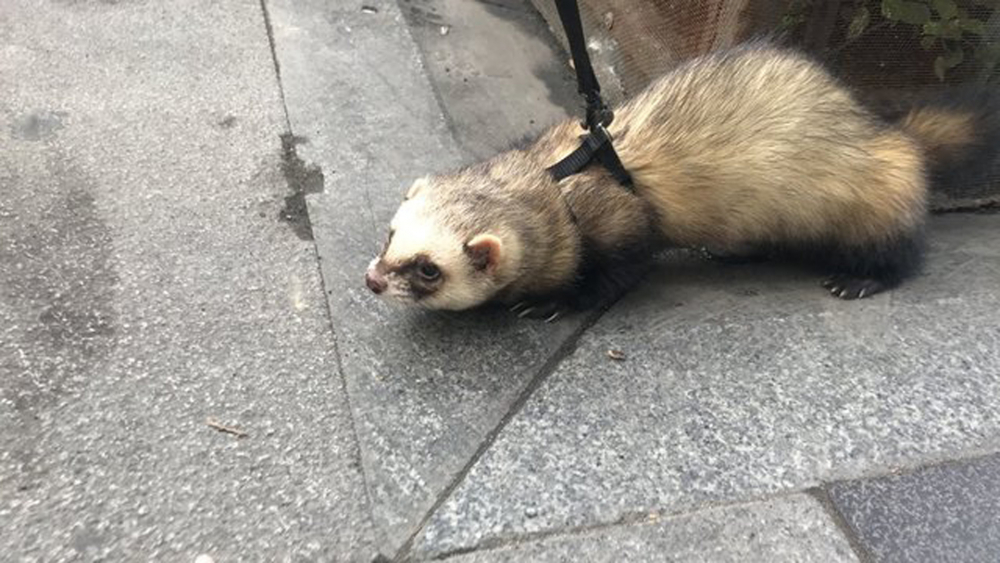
[546,0,633,189]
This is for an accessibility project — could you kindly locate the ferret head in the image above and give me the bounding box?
[364,177,522,311]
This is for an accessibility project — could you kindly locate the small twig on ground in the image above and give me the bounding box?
[206,417,248,438]
[607,349,627,361]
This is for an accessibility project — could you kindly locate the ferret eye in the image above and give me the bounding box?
[418,263,441,281]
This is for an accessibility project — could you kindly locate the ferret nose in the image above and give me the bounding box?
[365,270,387,294]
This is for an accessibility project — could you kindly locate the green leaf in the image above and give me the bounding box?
[930,0,958,20]
[934,58,946,81]
[943,18,965,39]
[925,18,964,40]
[975,43,1000,83]
[882,0,932,25]
[934,47,965,80]
[974,41,1000,63]
[958,18,987,36]
[847,6,871,41]
[921,35,938,49]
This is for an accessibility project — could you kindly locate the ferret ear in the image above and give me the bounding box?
[405,177,430,200]
[464,233,503,273]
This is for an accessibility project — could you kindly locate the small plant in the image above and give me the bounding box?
[783,0,1000,82]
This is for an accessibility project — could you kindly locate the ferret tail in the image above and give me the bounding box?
[885,87,1000,195]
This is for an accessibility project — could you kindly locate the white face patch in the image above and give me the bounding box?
[384,197,447,264]
[373,195,502,310]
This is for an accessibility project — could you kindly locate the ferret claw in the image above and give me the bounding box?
[825,274,886,300]
[510,298,567,321]
[510,301,529,314]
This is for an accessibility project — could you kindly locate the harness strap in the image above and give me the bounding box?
[547,123,632,186]
[546,0,633,189]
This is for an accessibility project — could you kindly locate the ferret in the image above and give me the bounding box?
[364,44,999,319]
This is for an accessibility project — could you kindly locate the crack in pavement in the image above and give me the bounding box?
[391,304,614,561]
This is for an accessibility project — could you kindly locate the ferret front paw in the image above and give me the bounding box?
[822,275,886,299]
[509,299,566,323]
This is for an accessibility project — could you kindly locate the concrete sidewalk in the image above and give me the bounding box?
[3,0,1000,561]
[274,0,1000,561]
[1,0,373,559]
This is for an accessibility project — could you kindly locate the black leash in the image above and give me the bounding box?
[546,0,633,189]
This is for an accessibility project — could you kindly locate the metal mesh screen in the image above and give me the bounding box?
[530,0,1000,210]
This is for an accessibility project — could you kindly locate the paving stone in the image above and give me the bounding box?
[829,453,1000,563]
[451,494,858,563]
[0,0,375,560]
[417,214,1000,556]
[268,0,590,555]
[401,0,577,160]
